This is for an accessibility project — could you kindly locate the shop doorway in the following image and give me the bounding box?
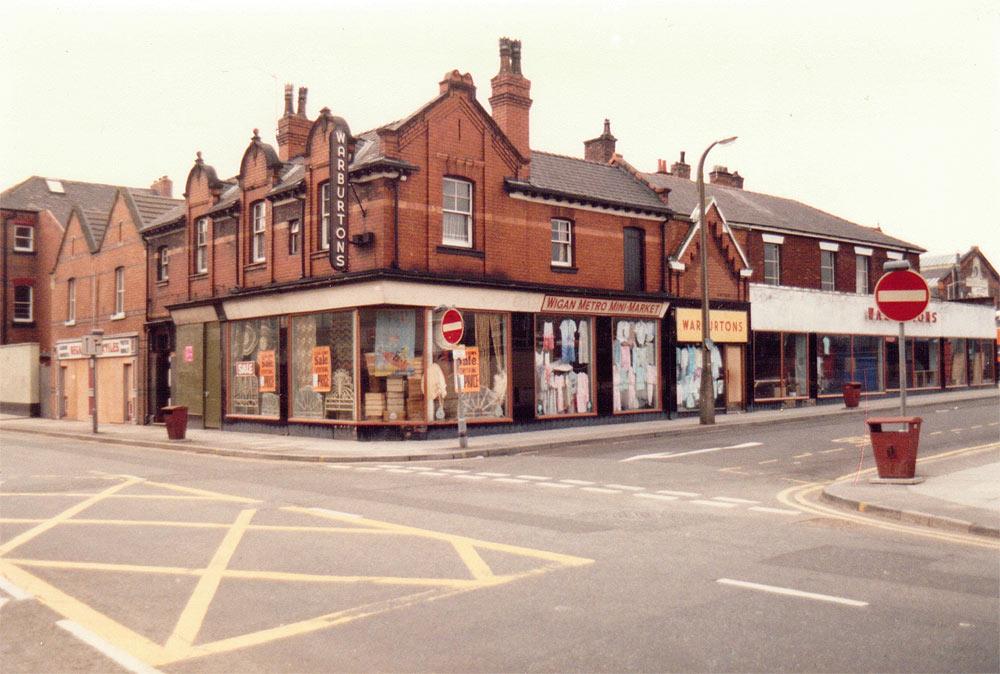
[123,363,132,422]
[725,345,744,409]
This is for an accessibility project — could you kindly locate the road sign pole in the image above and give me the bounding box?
[898,321,907,416]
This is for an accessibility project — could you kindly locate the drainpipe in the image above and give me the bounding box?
[298,193,306,278]
[1,213,9,344]
[391,178,400,269]
[660,218,666,293]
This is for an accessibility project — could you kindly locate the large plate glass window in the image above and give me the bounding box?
[534,315,593,416]
[911,338,939,388]
[290,311,355,421]
[429,311,509,421]
[359,308,425,422]
[852,335,885,392]
[943,338,967,387]
[613,318,658,412]
[229,317,281,418]
[442,178,472,247]
[969,339,996,385]
[752,331,807,399]
[816,334,852,395]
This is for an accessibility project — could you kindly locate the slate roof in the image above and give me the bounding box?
[1,176,121,228]
[508,152,670,215]
[642,172,924,252]
[125,189,183,229]
[79,208,111,252]
[143,203,186,232]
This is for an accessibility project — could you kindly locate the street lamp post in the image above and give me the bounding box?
[697,136,737,425]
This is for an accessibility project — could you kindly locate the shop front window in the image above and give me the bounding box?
[752,332,807,399]
[290,311,356,421]
[885,337,901,390]
[430,311,509,421]
[677,342,723,411]
[969,339,996,385]
[229,317,281,417]
[360,308,425,422]
[911,338,939,388]
[817,334,852,395]
[852,335,884,392]
[613,318,658,412]
[535,315,593,417]
[943,338,967,387]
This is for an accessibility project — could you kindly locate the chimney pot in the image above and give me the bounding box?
[150,175,173,198]
[283,84,294,116]
[584,119,617,163]
[297,87,308,118]
[670,151,691,179]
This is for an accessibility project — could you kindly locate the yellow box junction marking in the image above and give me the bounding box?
[0,474,593,667]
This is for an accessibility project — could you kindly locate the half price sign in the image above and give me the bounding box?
[453,347,481,393]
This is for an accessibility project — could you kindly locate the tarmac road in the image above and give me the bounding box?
[1,396,997,673]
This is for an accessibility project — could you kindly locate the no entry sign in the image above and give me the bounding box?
[874,269,930,322]
[439,308,464,347]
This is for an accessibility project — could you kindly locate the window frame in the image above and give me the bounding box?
[13,225,34,252]
[550,218,573,268]
[320,183,331,251]
[441,177,473,248]
[855,254,869,294]
[114,266,125,317]
[289,218,301,255]
[251,201,267,263]
[157,246,169,282]
[67,278,76,323]
[820,250,836,291]
[13,285,33,323]
[195,218,208,274]
[763,242,781,285]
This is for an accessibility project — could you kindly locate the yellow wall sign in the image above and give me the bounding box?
[675,308,748,343]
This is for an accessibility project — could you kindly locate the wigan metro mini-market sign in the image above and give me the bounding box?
[328,116,353,271]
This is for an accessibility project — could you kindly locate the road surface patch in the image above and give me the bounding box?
[0,474,592,668]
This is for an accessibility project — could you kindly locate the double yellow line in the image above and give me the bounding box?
[778,443,1000,549]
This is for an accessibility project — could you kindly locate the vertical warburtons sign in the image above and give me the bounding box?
[328,117,353,270]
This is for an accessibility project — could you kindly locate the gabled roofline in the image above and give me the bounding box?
[674,197,750,271]
[504,178,672,219]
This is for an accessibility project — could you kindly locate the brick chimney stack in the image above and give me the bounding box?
[584,119,617,164]
[277,84,312,161]
[489,37,532,166]
[709,165,744,189]
[670,151,691,179]
[150,175,173,198]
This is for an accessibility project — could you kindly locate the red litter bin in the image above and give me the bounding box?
[866,416,922,479]
[842,382,862,408]
[161,405,189,440]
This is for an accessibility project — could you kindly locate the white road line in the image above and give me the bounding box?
[416,471,449,477]
[604,484,644,491]
[439,469,470,474]
[950,428,963,433]
[970,425,983,429]
[657,489,700,497]
[356,467,382,472]
[989,422,998,427]
[749,506,802,516]
[560,479,595,485]
[378,464,401,469]
[628,441,764,462]
[711,496,760,504]
[758,459,779,464]
[477,472,509,477]
[385,468,412,474]
[0,577,33,601]
[536,482,574,489]
[308,507,362,520]
[818,448,845,454]
[515,475,551,481]
[451,474,487,481]
[493,478,529,484]
[326,464,353,470]
[716,578,868,607]
[690,499,737,509]
[792,452,813,459]
[57,620,165,674]
[930,431,944,436]
[635,493,678,502]
[581,487,621,494]
[407,466,434,471]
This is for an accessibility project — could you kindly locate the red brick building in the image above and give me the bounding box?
[144,38,993,438]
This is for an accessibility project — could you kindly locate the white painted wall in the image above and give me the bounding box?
[750,284,995,338]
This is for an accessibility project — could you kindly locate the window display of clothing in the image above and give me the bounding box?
[578,320,590,364]
[559,318,577,362]
[543,321,555,351]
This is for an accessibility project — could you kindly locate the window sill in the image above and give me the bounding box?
[244,262,267,271]
[12,320,35,327]
[12,249,36,255]
[64,320,76,327]
[550,265,578,274]
[156,280,169,287]
[110,313,126,321]
[436,245,484,259]
[189,272,208,280]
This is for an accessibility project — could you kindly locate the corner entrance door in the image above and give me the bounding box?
[123,363,133,422]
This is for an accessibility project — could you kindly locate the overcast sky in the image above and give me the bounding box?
[3,0,997,265]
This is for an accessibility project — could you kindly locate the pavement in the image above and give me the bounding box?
[2,387,998,537]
